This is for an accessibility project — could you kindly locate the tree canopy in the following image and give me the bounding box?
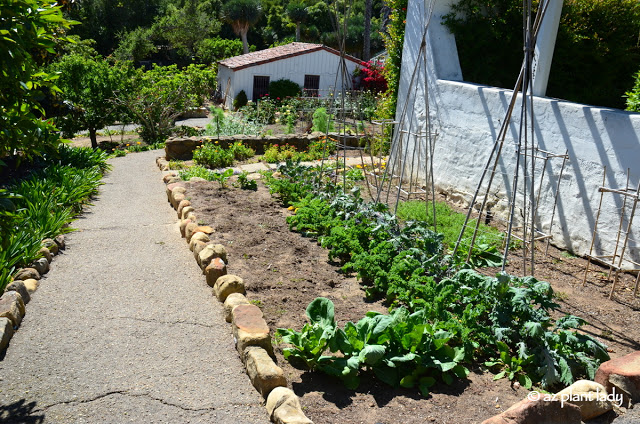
[0,0,76,163]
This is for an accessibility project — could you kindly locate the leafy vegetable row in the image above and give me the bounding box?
[265,161,609,393]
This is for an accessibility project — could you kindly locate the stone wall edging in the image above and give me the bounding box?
[160,161,314,424]
[0,236,65,355]
[165,133,324,161]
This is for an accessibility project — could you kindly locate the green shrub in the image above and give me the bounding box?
[626,71,640,112]
[262,138,336,163]
[234,90,248,110]
[311,108,334,133]
[193,141,254,167]
[0,0,75,163]
[229,142,255,161]
[193,143,234,168]
[268,79,301,100]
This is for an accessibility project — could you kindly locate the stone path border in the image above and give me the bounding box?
[159,158,314,424]
[0,231,64,353]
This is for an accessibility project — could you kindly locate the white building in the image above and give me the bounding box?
[217,42,364,109]
[396,0,640,262]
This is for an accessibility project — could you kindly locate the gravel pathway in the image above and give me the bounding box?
[0,150,269,423]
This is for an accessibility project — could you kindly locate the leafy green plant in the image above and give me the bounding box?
[179,165,216,181]
[0,0,76,164]
[311,107,334,133]
[268,78,301,100]
[396,200,503,268]
[193,143,234,168]
[485,341,533,389]
[0,145,108,291]
[229,141,255,161]
[277,297,338,370]
[168,160,187,170]
[262,144,298,163]
[626,70,640,112]
[234,90,248,110]
[236,171,258,190]
[278,298,469,394]
[212,168,234,188]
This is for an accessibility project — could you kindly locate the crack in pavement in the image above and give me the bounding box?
[34,390,221,413]
[109,316,217,329]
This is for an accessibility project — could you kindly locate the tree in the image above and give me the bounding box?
[152,0,222,64]
[52,54,132,149]
[443,0,640,108]
[0,0,76,164]
[195,37,246,63]
[112,27,157,63]
[223,0,263,54]
[66,0,164,56]
[114,64,216,143]
[286,1,308,42]
[363,0,372,60]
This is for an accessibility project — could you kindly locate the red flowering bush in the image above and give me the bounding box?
[359,61,387,93]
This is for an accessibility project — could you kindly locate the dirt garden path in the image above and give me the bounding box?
[0,150,270,423]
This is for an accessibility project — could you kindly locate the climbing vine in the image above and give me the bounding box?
[378,0,407,128]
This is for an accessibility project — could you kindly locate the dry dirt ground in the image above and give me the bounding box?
[185,176,640,424]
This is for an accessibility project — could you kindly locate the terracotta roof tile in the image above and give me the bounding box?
[218,42,364,71]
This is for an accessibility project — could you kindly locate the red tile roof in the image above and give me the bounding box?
[218,42,365,71]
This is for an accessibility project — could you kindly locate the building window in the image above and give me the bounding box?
[303,75,320,96]
[253,76,270,101]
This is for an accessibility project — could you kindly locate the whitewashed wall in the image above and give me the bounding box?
[217,65,234,108]
[396,0,640,261]
[219,49,360,109]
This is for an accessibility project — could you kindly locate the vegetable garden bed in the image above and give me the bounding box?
[186,165,640,424]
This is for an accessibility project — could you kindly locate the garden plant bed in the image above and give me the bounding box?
[187,178,640,423]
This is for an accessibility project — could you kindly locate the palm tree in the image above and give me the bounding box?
[363,0,372,60]
[223,0,263,54]
[286,1,308,42]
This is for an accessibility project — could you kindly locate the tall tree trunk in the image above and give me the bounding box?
[241,30,249,54]
[363,0,372,61]
[89,127,98,149]
[296,23,301,41]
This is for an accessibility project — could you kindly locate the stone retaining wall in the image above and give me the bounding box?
[165,134,321,160]
[165,133,367,160]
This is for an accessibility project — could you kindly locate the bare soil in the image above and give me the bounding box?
[186,176,639,424]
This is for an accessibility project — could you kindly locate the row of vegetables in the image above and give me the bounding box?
[263,160,609,395]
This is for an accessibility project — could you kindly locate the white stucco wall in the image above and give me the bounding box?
[219,49,360,109]
[217,65,234,108]
[396,0,640,262]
